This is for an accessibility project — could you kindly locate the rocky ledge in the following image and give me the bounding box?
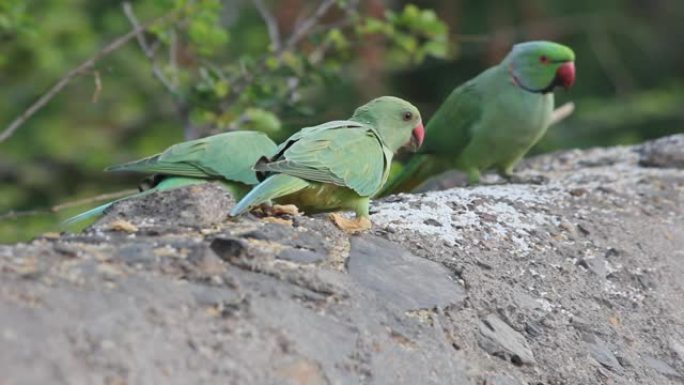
[1,135,683,385]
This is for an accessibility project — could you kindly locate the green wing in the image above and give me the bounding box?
[257,124,386,197]
[106,131,277,185]
[379,72,490,195]
[419,79,484,157]
[270,120,363,155]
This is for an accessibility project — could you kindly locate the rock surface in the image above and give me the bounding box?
[1,135,684,385]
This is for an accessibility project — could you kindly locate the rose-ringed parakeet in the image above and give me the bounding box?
[64,131,277,224]
[230,96,425,233]
[381,41,575,195]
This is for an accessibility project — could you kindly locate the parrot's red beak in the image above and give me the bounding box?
[556,61,575,90]
[410,122,424,151]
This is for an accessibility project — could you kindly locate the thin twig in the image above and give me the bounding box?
[0,209,51,221]
[220,0,340,112]
[252,0,281,51]
[122,1,198,139]
[122,2,179,96]
[169,28,179,87]
[0,9,180,144]
[284,0,337,50]
[0,189,137,221]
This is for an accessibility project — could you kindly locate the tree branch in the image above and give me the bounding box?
[219,0,340,114]
[0,8,180,144]
[252,0,281,51]
[121,2,197,139]
[122,2,179,96]
[0,189,137,221]
[284,0,337,50]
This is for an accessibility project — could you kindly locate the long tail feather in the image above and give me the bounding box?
[231,174,309,216]
[378,155,438,197]
[62,177,206,226]
[62,201,116,226]
[105,154,161,172]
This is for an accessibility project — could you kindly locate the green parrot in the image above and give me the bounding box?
[230,96,424,233]
[64,130,277,224]
[380,40,575,195]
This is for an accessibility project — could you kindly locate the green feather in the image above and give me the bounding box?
[230,174,310,215]
[256,125,387,196]
[63,177,206,225]
[107,131,277,185]
[233,96,422,218]
[65,131,277,225]
[382,41,574,194]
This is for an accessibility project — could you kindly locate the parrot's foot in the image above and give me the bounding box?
[256,203,301,217]
[328,213,371,234]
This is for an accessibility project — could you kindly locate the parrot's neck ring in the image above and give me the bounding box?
[508,64,556,94]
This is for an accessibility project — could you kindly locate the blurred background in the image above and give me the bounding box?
[1,0,683,242]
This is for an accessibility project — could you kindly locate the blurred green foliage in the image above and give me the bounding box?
[0,0,683,243]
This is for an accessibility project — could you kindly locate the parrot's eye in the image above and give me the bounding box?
[402,112,413,121]
[539,55,549,64]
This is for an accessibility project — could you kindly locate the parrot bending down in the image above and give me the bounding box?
[64,131,278,224]
[230,96,425,233]
[380,41,575,195]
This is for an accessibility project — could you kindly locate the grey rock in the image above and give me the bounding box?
[347,235,465,311]
[423,218,443,226]
[210,236,249,262]
[584,334,624,375]
[484,374,524,385]
[478,314,536,365]
[242,222,328,255]
[414,170,470,192]
[94,182,234,229]
[115,242,156,265]
[3,135,684,385]
[241,222,294,241]
[571,315,603,335]
[616,354,632,368]
[524,321,543,338]
[671,338,684,364]
[643,355,683,379]
[639,134,684,169]
[576,256,608,277]
[276,248,326,263]
[512,291,540,311]
[634,270,658,291]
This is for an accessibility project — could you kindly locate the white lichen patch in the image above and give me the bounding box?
[372,183,560,255]
[372,142,684,257]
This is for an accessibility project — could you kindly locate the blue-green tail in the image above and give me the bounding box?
[62,201,116,226]
[378,155,436,197]
[62,177,208,226]
[231,174,309,216]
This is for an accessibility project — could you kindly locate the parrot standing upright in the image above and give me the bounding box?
[64,130,278,224]
[380,41,576,195]
[230,96,424,233]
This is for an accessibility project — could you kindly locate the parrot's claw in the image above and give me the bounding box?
[328,213,371,234]
[267,204,301,217]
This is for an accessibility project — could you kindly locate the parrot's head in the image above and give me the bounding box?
[352,96,424,153]
[506,41,575,94]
